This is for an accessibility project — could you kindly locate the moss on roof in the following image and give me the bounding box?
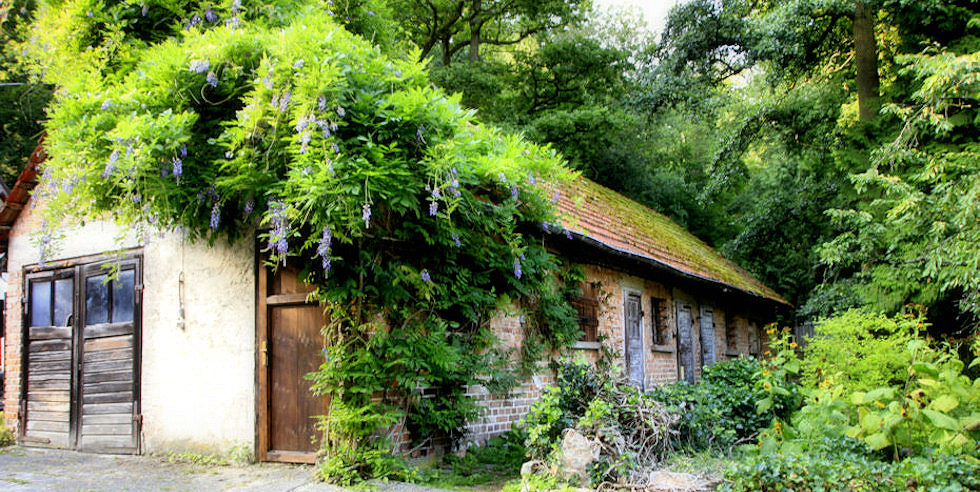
[556,177,788,304]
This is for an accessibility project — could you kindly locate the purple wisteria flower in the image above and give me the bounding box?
[429,201,438,216]
[298,131,311,154]
[540,222,550,232]
[551,190,561,204]
[100,99,112,111]
[209,203,221,229]
[416,125,425,144]
[263,75,273,89]
[295,115,309,133]
[243,197,254,217]
[528,173,536,185]
[231,0,241,14]
[293,59,304,69]
[267,200,290,257]
[102,149,119,178]
[513,256,522,280]
[318,95,327,111]
[317,119,331,138]
[394,69,402,78]
[278,91,291,112]
[204,5,217,22]
[317,227,332,271]
[510,185,519,200]
[431,187,441,199]
[180,144,188,157]
[336,106,345,118]
[331,143,340,154]
[361,203,372,228]
[498,172,507,184]
[141,4,149,16]
[564,229,573,240]
[451,232,461,248]
[172,156,183,179]
[421,271,431,282]
[206,71,218,87]
[189,59,209,73]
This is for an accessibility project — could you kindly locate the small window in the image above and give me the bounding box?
[651,297,668,346]
[569,283,599,342]
[725,315,738,352]
[30,280,52,327]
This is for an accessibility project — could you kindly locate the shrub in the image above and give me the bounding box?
[648,357,796,450]
[801,309,926,395]
[0,413,14,448]
[521,359,677,486]
[721,451,980,492]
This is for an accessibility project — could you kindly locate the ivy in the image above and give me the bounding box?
[21,0,582,482]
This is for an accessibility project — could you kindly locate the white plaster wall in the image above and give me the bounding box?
[8,206,256,455]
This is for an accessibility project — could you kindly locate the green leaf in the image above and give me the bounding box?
[756,397,773,413]
[911,362,939,378]
[921,409,960,431]
[930,395,959,413]
[864,432,892,450]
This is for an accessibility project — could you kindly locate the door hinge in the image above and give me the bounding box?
[133,413,143,428]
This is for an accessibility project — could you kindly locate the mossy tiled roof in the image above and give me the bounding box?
[555,177,788,304]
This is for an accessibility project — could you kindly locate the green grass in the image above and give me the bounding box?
[414,430,528,490]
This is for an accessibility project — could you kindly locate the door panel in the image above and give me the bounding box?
[258,263,329,463]
[23,274,74,448]
[699,306,716,368]
[676,303,695,383]
[624,292,644,389]
[22,258,141,454]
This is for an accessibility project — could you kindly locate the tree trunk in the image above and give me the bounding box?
[854,1,879,121]
[469,0,482,62]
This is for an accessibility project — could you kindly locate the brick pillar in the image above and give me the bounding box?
[4,269,23,433]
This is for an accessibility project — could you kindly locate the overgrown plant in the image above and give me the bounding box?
[19,0,581,483]
[521,359,677,488]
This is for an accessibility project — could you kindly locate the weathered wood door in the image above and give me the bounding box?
[76,261,141,453]
[22,258,141,454]
[676,303,696,383]
[699,306,715,369]
[22,270,75,448]
[257,263,329,464]
[624,292,644,389]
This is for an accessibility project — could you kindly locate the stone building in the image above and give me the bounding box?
[1,145,785,461]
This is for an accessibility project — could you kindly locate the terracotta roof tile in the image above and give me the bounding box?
[554,177,788,304]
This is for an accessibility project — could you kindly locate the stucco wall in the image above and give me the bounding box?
[3,198,256,456]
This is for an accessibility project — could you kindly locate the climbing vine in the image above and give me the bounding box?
[21,0,582,482]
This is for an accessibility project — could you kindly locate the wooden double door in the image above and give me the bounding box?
[22,257,141,454]
[256,263,329,463]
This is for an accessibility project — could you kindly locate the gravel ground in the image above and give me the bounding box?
[0,446,452,492]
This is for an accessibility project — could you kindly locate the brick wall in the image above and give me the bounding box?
[458,262,773,446]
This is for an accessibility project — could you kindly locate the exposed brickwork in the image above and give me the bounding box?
[458,261,771,446]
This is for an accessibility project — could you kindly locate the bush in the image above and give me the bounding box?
[648,357,796,450]
[0,412,13,448]
[721,451,980,492]
[521,359,676,486]
[801,309,927,395]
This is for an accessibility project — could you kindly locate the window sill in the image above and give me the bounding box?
[571,341,601,350]
[651,344,674,353]
[725,351,742,358]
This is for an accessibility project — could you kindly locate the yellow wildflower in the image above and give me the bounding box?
[790,342,798,348]
[875,401,886,408]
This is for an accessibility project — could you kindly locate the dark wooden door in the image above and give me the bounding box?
[22,271,75,448]
[76,262,141,454]
[698,306,716,369]
[624,292,644,389]
[22,258,141,454]
[676,303,695,383]
[257,263,329,464]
